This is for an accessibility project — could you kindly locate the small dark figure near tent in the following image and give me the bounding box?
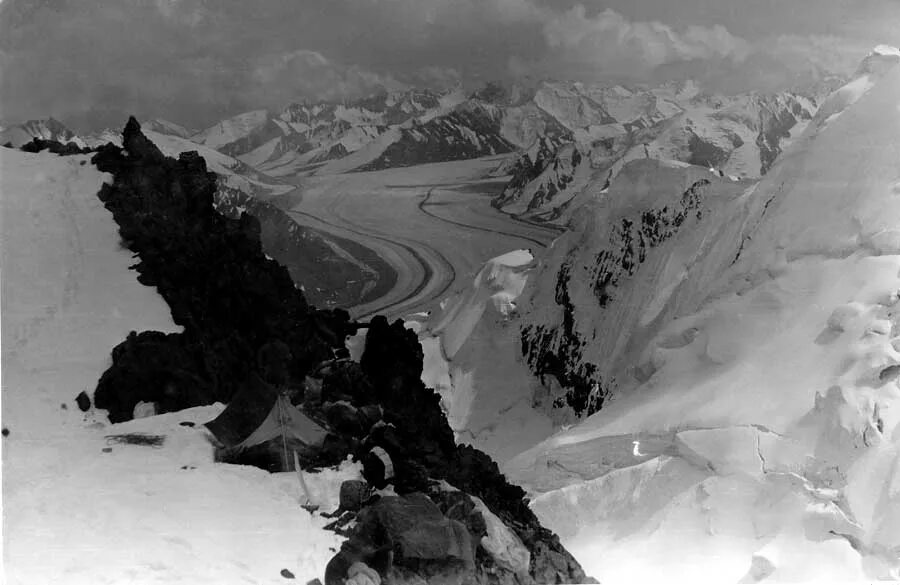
[205,341,330,472]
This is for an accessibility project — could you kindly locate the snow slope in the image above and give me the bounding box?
[504,50,900,582]
[1,149,356,584]
[191,109,271,150]
[417,250,554,463]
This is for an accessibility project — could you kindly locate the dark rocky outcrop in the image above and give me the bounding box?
[20,137,96,155]
[75,391,92,412]
[89,117,352,421]
[87,117,590,584]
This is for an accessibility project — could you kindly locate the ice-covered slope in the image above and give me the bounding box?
[503,50,900,582]
[416,250,554,463]
[0,148,358,584]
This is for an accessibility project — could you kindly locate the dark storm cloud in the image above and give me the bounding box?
[0,0,895,131]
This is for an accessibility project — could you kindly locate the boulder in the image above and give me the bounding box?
[327,492,476,585]
[75,391,91,412]
[340,480,373,513]
[324,401,364,436]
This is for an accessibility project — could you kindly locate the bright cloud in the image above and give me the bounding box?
[539,6,751,77]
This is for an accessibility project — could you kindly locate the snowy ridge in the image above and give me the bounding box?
[500,53,900,582]
[1,149,357,583]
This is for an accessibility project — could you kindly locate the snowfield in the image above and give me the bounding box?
[500,50,900,582]
[1,150,357,584]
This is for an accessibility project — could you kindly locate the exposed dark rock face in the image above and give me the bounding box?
[20,137,95,155]
[521,178,711,418]
[521,259,601,417]
[498,141,556,203]
[89,117,351,421]
[755,95,811,175]
[494,138,582,217]
[686,133,730,169]
[358,107,517,171]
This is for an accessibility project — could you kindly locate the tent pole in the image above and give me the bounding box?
[278,397,290,472]
[294,450,312,507]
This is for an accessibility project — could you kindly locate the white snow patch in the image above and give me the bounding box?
[0,150,350,584]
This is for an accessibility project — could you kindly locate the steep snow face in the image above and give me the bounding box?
[519,159,743,417]
[190,109,272,150]
[505,56,900,582]
[810,47,900,133]
[417,250,554,463]
[1,149,358,584]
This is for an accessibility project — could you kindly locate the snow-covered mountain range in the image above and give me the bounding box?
[5,44,900,584]
[493,83,833,224]
[417,45,900,582]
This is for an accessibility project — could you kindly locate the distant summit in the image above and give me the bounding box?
[0,117,83,148]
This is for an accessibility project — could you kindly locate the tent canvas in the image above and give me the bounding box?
[205,373,329,471]
[236,395,328,451]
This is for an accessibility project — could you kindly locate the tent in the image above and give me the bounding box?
[205,373,329,472]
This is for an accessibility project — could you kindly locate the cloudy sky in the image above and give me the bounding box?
[1,0,897,131]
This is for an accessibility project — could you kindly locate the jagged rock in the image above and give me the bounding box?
[327,493,475,585]
[90,118,351,422]
[20,138,94,156]
[75,391,91,412]
[340,480,373,513]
